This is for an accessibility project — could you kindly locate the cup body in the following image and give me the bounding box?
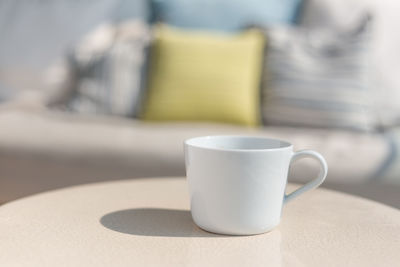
[185,136,293,235]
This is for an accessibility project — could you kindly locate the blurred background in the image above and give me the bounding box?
[0,0,399,207]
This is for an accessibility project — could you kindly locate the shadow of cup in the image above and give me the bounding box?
[100,208,228,237]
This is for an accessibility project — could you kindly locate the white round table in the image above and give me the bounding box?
[1,178,399,266]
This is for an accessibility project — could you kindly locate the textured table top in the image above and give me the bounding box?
[1,178,400,267]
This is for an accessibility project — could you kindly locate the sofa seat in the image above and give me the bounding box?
[0,108,391,204]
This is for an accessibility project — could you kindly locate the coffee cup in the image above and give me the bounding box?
[184,136,328,235]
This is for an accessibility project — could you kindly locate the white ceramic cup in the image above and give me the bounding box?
[184,136,328,235]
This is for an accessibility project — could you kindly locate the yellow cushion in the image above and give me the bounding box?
[141,25,265,126]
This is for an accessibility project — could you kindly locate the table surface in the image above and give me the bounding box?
[1,178,400,267]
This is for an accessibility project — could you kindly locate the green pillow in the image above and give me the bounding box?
[141,25,264,126]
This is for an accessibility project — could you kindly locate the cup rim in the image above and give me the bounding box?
[184,135,293,152]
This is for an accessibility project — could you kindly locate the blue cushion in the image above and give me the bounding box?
[152,0,302,31]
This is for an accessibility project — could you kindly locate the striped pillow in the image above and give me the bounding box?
[262,20,376,131]
[67,20,151,117]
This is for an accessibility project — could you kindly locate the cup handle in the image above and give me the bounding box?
[284,150,328,204]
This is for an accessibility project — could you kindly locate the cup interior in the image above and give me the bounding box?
[185,136,292,151]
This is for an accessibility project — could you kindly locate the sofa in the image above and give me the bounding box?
[1,0,400,207]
